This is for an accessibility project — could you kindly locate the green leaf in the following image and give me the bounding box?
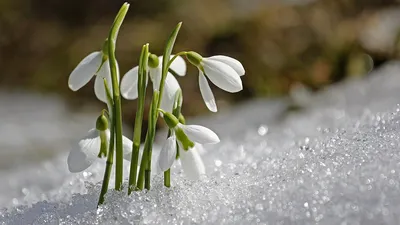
[162,22,182,77]
[109,2,130,43]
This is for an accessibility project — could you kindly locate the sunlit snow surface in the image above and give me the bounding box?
[2,62,400,224]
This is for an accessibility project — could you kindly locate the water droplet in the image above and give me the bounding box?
[258,125,268,136]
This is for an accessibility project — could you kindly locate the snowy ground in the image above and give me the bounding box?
[1,62,400,224]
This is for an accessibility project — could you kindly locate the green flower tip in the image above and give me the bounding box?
[186,51,203,67]
[175,128,194,151]
[148,54,159,68]
[162,111,179,129]
[96,113,109,131]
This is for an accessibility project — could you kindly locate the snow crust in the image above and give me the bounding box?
[2,62,400,224]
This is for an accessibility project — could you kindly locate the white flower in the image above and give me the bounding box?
[120,55,186,112]
[68,51,118,103]
[67,128,133,173]
[157,136,206,180]
[188,53,245,112]
[157,122,219,180]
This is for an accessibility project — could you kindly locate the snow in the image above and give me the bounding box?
[2,62,400,224]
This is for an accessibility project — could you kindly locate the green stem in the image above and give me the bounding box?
[164,169,171,187]
[98,79,115,206]
[167,51,187,69]
[137,91,159,190]
[145,91,159,189]
[136,130,149,190]
[128,44,149,194]
[108,3,129,191]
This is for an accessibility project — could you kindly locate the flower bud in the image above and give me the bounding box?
[186,51,202,67]
[96,114,109,131]
[148,54,159,68]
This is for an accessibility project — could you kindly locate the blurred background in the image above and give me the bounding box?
[1,0,400,168]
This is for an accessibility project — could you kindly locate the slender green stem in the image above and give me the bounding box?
[136,130,149,190]
[108,3,129,191]
[137,91,159,190]
[164,169,171,187]
[163,130,172,187]
[98,79,115,206]
[128,44,149,194]
[145,91,159,189]
[167,51,187,69]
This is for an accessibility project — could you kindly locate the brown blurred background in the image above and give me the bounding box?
[1,0,400,123]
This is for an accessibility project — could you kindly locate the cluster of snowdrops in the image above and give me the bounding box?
[66,3,245,205]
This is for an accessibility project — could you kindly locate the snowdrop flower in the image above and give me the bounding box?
[158,135,207,180]
[158,111,219,179]
[186,52,245,112]
[120,54,186,112]
[68,41,118,103]
[67,115,133,173]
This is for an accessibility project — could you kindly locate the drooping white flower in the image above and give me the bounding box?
[68,51,118,103]
[120,55,186,112]
[186,52,245,112]
[67,128,133,173]
[158,112,219,179]
[157,134,207,180]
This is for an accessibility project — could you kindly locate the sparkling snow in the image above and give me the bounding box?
[2,62,400,224]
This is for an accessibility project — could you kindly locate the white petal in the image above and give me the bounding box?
[158,135,177,171]
[68,52,102,91]
[94,61,120,103]
[199,71,217,112]
[160,74,181,113]
[123,135,133,161]
[67,128,101,173]
[120,66,139,100]
[94,62,110,103]
[179,146,205,180]
[203,59,242,93]
[179,124,220,144]
[149,67,162,91]
[208,55,245,76]
[170,55,187,76]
